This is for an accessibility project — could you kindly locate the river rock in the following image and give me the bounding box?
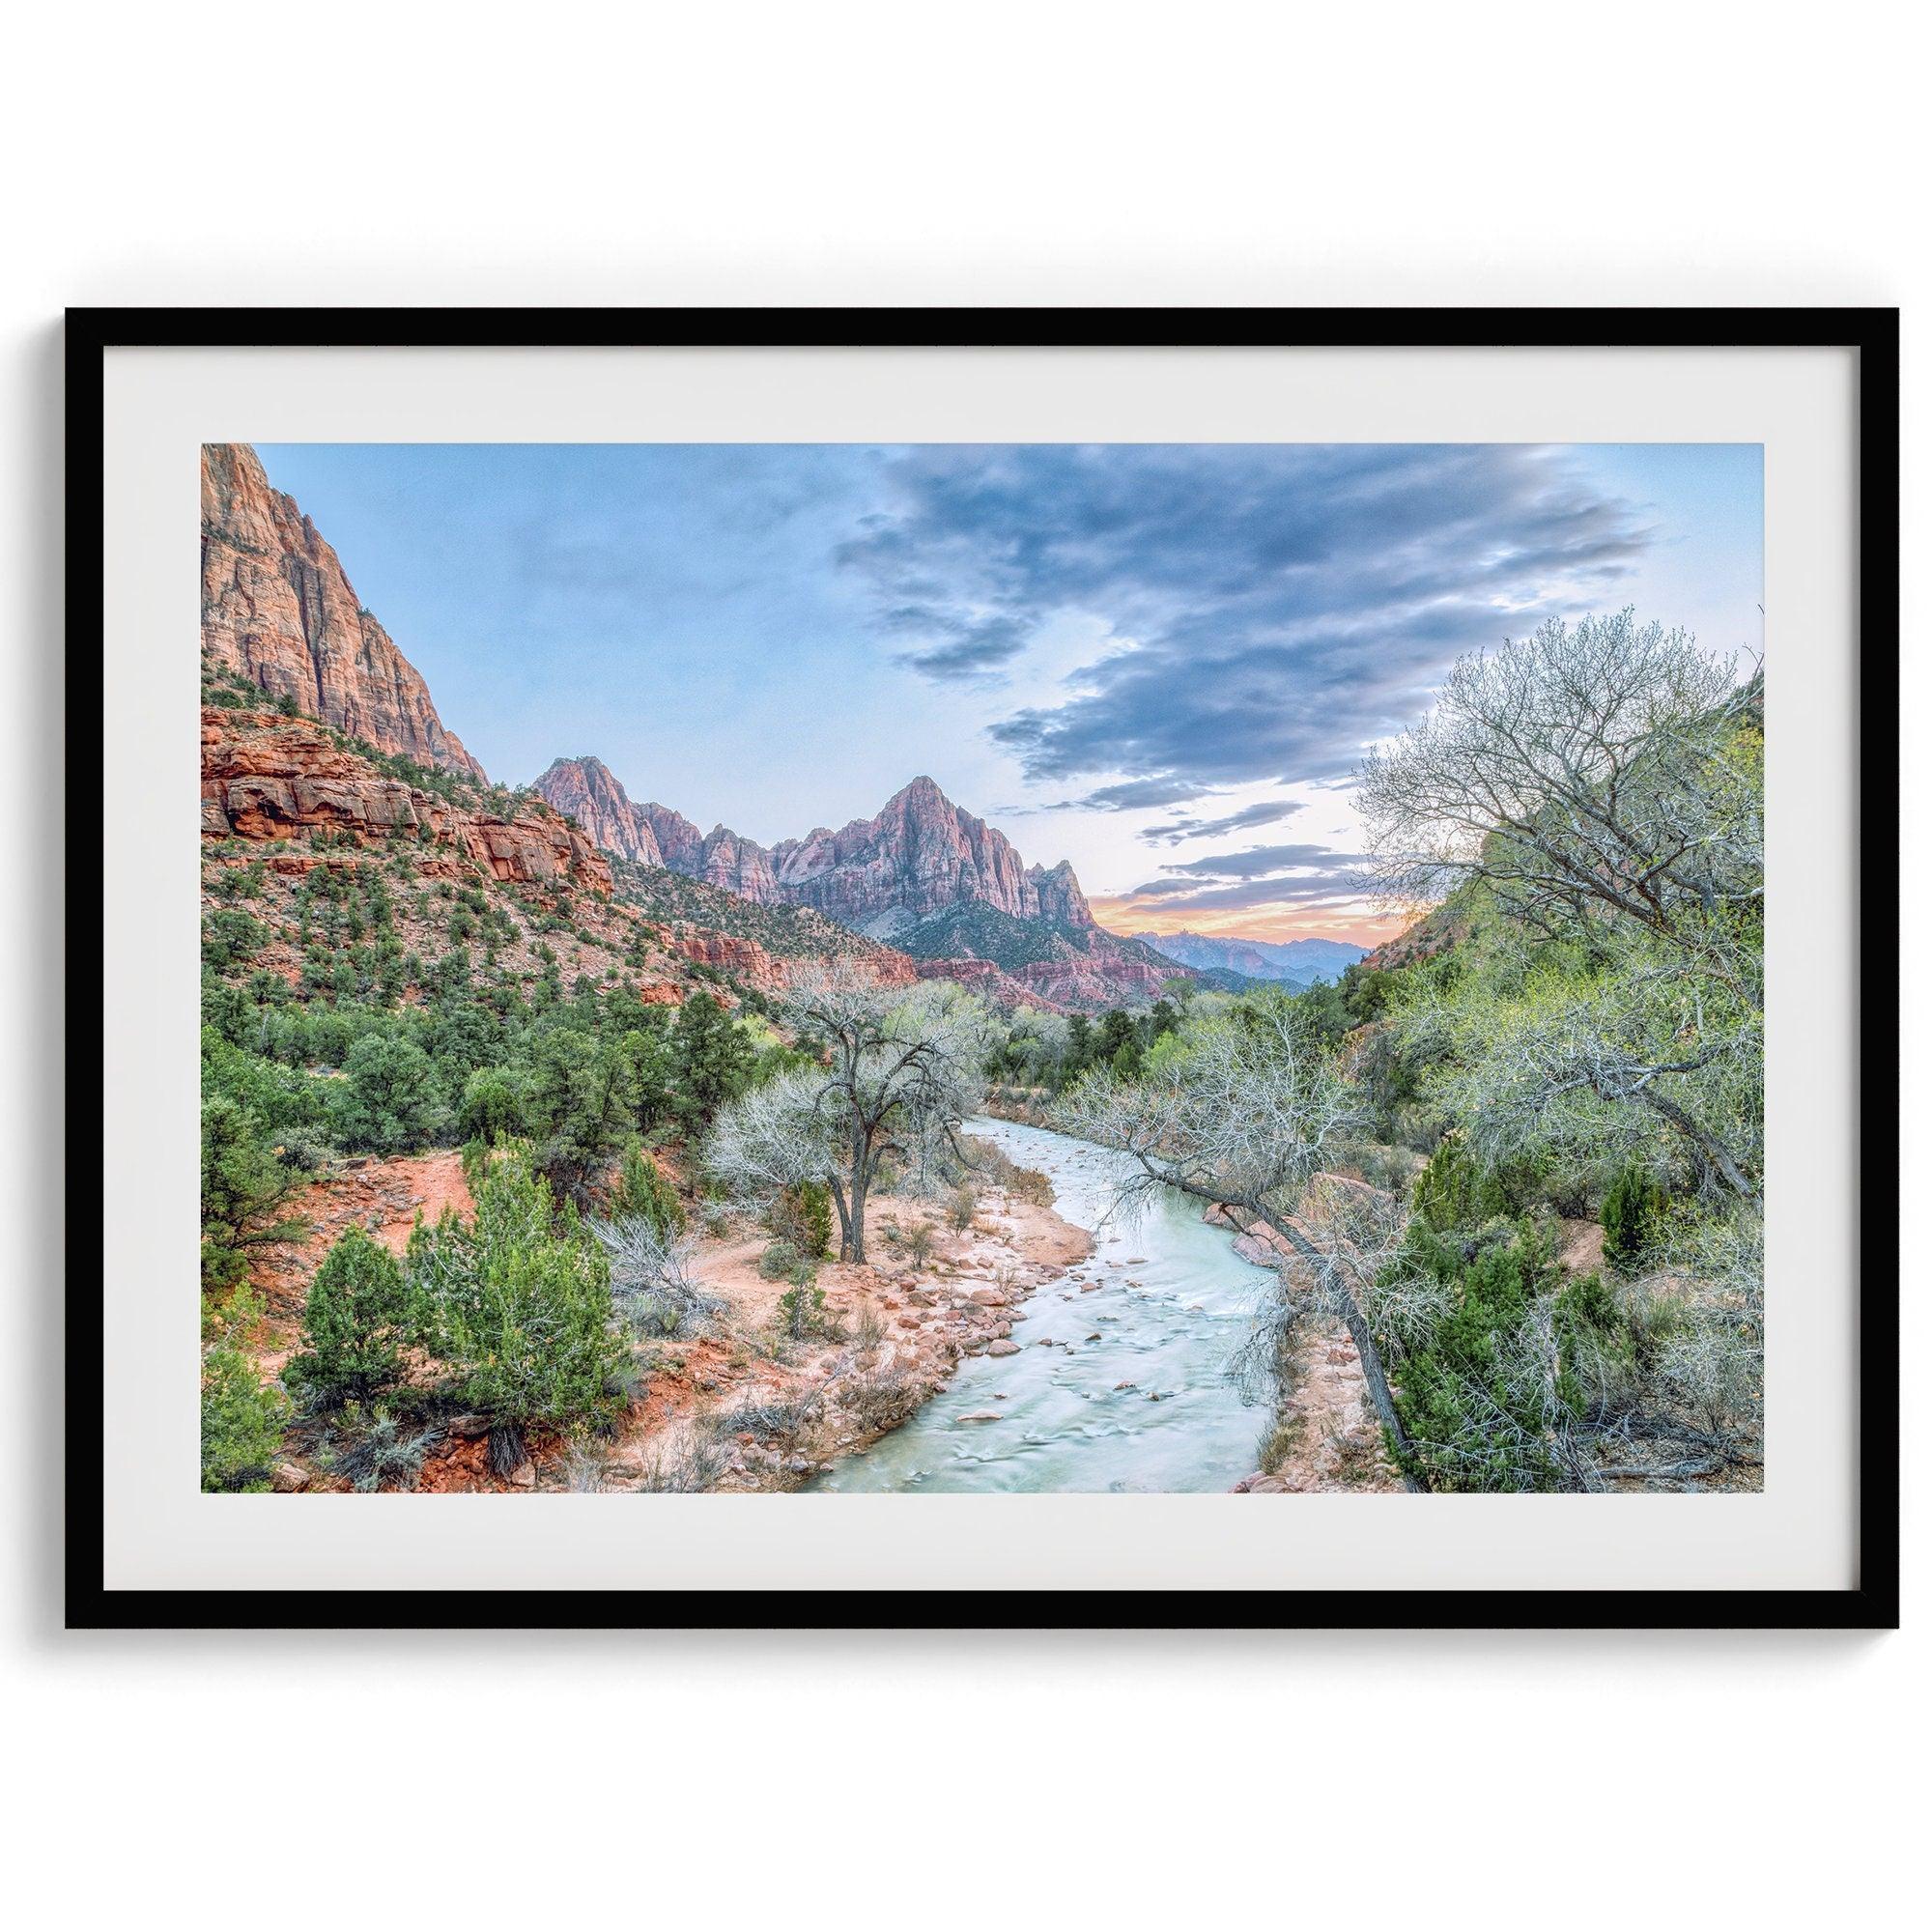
[986,1340,1021,1356]
[958,1411,1003,1424]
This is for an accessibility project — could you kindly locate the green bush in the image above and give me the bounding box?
[769,1180,832,1260]
[457,1065,528,1145]
[777,1270,829,1340]
[333,1033,444,1153]
[612,1141,686,1237]
[756,1238,803,1281]
[1602,1160,1666,1275]
[1384,1221,1562,1492]
[200,1093,305,1295]
[200,1289,288,1492]
[406,1151,625,1471]
[285,1225,408,1408]
[1411,1133,1507,1233]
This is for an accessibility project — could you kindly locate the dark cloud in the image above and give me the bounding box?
[874,607,1031,680]
[1120,874,1366,913]
[1154,841,1360,880]
[838,444,1656,787]
[1111,838,1370,919]
[1140,799,1304,846]
[1076,776,1213,810]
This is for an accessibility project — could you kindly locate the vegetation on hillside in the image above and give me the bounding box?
[1016,611,1763,1492]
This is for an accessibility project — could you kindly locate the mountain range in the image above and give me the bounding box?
[1129,930,1367,987]
[534,756,1178,1009]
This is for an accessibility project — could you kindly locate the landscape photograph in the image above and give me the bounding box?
[197,438,1765,1497]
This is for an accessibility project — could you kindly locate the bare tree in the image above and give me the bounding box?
[1359,610,1764,1201]
[1057,1000,1424,1486]
[705,965,988,1264]
[1359,609,1761,1001]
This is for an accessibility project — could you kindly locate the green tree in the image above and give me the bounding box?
[333,1033,445,1153]
[201,1288,288,1491]
[285,1226,408,1407]
[458,1064,528,1145]
[407,1151,625,1473]
[611,1140,686,1237]
[200,1093,305,1295]
[526,1025,639,1204]
[1602,1159,1667,1275]
[670,992,754,1131]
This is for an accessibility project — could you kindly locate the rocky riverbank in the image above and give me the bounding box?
[597,1182,1094,1492]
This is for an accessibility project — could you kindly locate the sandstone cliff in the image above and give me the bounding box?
[203,708,609,892]
[201,443,485,779]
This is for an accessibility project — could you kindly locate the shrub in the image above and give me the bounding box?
[200,1093,305,1295]
[611,1141,686,1237]
[837,1364,921,1433]
[596,1214,722,1340]
[1383,1221,1563,1492]
[1411,1133,1507,1234]
[768,1179,833,1260]
[1602,1160,1667,1275]
[200,1289,288,1492]
[900,1221,936,1271]
[777,1271,829,1340]
[406,1151,626,1473]
[321,1407,438,1492]
[333,1033,444,1153]
[285,1225,408,1408]
[458,1065,528,1146]
[756,1238,803,1281]
[715,1390,821,1443]
[947,1185,978,1232]
[637,1429,727,1492]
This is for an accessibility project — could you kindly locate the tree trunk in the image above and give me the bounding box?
[826,1173,854,1263]
[846,1141,872,1265]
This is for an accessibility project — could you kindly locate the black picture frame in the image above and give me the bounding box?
[69,306,1900,1632]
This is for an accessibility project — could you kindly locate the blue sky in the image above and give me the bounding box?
[254,441,1762,942]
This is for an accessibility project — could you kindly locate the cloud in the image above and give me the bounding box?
[881,609,1031,681]
[837,443,1657,788]
[1109,837,1371,920]
[1075,776,1213,810]
[1152,840,1360,880]
[1140,798,1304,846]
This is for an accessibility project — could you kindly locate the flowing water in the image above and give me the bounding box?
[816,1117,1275,1492]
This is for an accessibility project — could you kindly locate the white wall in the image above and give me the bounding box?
[3,5,1917,1923]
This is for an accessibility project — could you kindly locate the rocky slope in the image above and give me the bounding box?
[203,707,611,892]
[202,444,485,779]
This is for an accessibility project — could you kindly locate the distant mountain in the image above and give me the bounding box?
[1130,930,1368,987]
[201,444,485,779]
[534,761,1178,1009]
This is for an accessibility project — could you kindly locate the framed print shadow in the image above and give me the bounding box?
[71,306,1898,1629]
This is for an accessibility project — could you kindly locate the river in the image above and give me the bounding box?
[815,1117,1277,1492]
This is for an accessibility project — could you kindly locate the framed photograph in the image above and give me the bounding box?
[72,307,1897,1629]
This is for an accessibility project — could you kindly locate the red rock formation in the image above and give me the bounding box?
[533,756,666,866]
[202,709,610,892]
[771,777,1064,937]
[201,443,485,779]
[639,801,705,873]
[696,824,781,902]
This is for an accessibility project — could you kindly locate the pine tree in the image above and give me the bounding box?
[286,1225,408,1407]
[407,1151,625,1473]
